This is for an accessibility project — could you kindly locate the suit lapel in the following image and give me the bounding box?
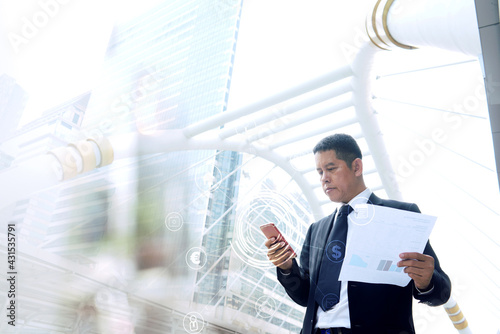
[312,209,337,282]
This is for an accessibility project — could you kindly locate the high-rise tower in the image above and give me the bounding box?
[0,74,28,141]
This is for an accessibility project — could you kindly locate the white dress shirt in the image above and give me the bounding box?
[315,188,372,329]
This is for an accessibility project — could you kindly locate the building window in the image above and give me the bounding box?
[72,113,80,124]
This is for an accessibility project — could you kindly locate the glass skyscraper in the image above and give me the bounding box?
[0,75,28,142]
[0,1,312,332]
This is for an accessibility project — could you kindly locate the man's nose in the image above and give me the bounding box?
[321,172,329,182]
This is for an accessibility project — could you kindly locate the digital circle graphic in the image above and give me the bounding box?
[164,212,183,231]
[195,162,222,192]
[348,197,375,226]
[185,247,207,270]
[94,288,113,309]
[321,293,339,311]
[182,312,205,333]
[255,296,277,319]
[231,191,303,269]
[325,240,346,263]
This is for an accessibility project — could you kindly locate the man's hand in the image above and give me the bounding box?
[397,252,435,290]
[264,237,294,272]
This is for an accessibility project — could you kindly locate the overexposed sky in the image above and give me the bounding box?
[0,0,166,123]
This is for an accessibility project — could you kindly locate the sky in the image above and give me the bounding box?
[0,0,499,333]
[0,0,165,123]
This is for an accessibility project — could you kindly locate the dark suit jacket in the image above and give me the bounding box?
[277,193,451,334]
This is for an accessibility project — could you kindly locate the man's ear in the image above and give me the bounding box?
[352,158,363,176]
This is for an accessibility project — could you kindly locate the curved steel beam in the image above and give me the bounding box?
[109,130,325,220]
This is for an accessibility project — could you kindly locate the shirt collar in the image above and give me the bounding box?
[347,188,372,215]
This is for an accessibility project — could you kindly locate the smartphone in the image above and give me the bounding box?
[260,223,297,259]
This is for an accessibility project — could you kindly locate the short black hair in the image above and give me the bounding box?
[313,133,362,167]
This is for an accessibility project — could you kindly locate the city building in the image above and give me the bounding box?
[2,0,308,332]
[0,74,28,142]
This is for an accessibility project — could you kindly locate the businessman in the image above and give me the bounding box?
[265,133,451,334]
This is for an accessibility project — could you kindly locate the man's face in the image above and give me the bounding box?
[315,150,358,204]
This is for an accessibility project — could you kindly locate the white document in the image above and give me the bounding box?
[338,204,436,287]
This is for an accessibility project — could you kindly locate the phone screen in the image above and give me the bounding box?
[260,223,297,259]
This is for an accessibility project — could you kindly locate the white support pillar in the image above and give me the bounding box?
[268,116,359,150]
[108,131,325,219]
[0,137,114,210]
[183,66,353,138]
[351,42,403,200]
[444,297,473,333]
[367,0,481,56]
[247,94,354,144]
[218,79,353,140]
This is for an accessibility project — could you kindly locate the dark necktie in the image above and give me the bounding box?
[314,204,353,311]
